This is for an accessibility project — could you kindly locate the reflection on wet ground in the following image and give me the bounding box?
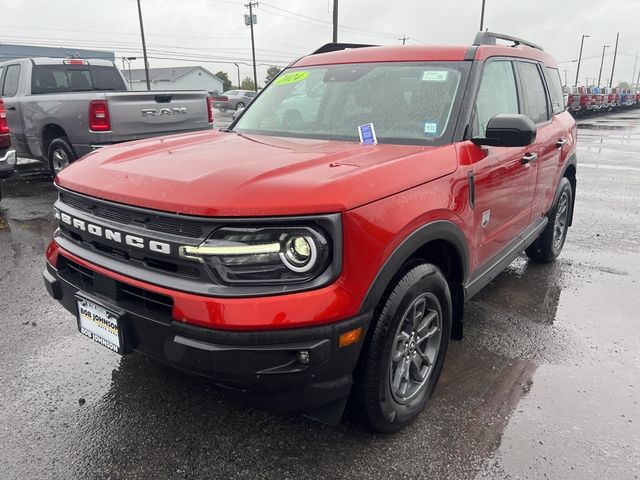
[1,111,639,479]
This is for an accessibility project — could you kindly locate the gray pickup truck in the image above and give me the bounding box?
[0,58,214,177]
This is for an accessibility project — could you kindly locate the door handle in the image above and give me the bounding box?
[6,106,16,111]
[521,152,538,165]
[556,138,567,148]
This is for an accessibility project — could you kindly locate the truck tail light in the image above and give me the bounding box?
[89,100,111,132]
[0,98,9,134]
[207,97,214,123]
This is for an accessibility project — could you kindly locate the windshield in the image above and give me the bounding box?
[234,62,470,145]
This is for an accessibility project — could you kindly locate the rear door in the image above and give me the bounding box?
[106,91,211,142]
[515,61,561,219]
[469,59,539,269]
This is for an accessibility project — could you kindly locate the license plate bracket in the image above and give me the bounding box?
[75,294,127,355]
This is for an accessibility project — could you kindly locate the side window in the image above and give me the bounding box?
[2,64,21,97]
[544,67,565,115]
[0,67,5,89]
[517,62,550,123]
[474,60,519,137]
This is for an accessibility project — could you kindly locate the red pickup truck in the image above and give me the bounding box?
[44,32,577,432]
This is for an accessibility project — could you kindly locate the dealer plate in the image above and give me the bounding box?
[76,297,123,354]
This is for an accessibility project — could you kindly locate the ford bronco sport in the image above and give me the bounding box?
[44,32,577,432]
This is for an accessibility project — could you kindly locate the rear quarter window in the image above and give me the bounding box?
[544,67,565,114]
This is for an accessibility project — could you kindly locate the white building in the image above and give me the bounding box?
[125,66,224,94]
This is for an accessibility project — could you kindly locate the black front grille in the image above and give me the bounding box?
[59,191,204,238]
[58,256,174,324]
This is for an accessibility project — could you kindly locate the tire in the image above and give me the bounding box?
[354,263,452,433]
[526,177,573,263]
[235,102,245,111]
[48,137,76,178]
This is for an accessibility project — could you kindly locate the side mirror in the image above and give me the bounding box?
[471,114,537,147]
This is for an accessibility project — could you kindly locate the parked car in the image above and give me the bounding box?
[45,32,578,432]
[212,90,257,111]
[0,97,17,201]
[0,58,214,177]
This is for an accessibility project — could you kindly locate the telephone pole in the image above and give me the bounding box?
[136,0,150,91]
[479,0,486,31]
[609,32,619,88]
[332,0,338,42]
[245,2,258,91]
[398,35,409,45]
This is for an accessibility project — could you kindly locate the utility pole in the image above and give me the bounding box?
[245,2,258,91]
[480,0,486,31]
[609,32,619,88]
[575,34,589,87]
[332,0,338,42]
[597,45,609,87]
[398,35,409,45]
[136,0,151,91]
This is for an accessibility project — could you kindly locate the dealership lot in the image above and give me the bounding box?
[0,111,639,479]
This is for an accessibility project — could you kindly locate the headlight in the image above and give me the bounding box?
[179,226,331,285]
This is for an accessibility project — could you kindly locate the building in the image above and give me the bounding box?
[0,43,115,62]
[125,66,224,94]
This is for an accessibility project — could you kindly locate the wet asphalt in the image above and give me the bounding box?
[1,110,639,480]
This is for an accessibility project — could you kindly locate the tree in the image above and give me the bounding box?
[241,76,256,91]
[265,66,282,84]
[618,81,631,89]
[215,71,232,92]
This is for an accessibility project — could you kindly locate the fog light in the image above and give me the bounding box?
[297,350,310,365]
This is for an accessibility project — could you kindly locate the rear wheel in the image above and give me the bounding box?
[355,263,451,432]
[48,137,76,178]
[235,102,245,110]
[526,177,573,263]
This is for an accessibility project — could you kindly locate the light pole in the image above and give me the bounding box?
[574,34,589,87]
[480,0,486,31]
[609,32,619,88]
[136,0,150,91]
[233,62,240,89]
[332,0,338,42]
[597,45,609,87]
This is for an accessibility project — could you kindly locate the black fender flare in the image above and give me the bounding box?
[358,220,470,315]
[552,153,577,226]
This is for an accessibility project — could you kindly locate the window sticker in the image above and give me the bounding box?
[358,123,377,145]
[421,70,448,82]
[275,71,309,85]
[424,122,438,135]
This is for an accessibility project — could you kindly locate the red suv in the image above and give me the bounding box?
[44,32,577,432]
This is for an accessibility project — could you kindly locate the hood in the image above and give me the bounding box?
[56,130,458,216]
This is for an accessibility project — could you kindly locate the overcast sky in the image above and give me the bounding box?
[1,0,639,87]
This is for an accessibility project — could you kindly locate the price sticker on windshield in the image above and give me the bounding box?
[275,71,309,85]
[358,123,377,145]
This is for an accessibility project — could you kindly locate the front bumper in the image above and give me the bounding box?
[0,149,16,179]
[43,259,371,423]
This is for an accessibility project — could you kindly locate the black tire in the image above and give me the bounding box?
[354,263,452,433]
[48,137,76,178]
[235,102,245,111]
[526,177,573,263]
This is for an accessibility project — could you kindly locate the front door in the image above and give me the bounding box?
[468,59,538,269]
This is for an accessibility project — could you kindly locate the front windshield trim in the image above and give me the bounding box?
[233,61,471,147]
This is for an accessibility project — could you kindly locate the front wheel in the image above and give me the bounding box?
[526,177,573,263]
[235,102,245,111]
[48,137,77,178]
[354,263,452,432]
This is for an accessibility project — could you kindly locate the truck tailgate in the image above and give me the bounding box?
[105,91,211,142]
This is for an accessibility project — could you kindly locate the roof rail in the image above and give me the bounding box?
[311,43,377,55]
[473,31,544,51]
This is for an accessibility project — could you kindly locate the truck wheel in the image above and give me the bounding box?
[526,177,573,263]
[355,263,451,433]
[48,137,76,178]
[235,102,245,111]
